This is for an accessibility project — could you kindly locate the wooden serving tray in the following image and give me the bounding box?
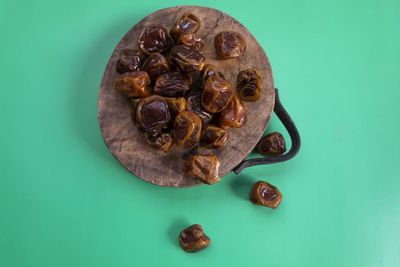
[98,6,275,187]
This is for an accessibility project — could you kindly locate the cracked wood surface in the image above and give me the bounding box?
[98,6,275,187]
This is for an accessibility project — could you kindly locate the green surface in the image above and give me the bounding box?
[1,0,400,266]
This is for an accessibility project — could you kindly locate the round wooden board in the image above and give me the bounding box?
[98,6,275,187]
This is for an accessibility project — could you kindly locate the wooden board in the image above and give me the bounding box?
[98,6,275,187]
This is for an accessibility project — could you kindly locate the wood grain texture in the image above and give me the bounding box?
[98,6,275,187]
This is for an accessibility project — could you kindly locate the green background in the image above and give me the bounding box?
[1,0,399,266]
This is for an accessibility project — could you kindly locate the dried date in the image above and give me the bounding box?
[237,68,263,101]
[169,45,205,72]
[257,132,286,156]
[249,181,283,209]
[214,31,246,59]
[135,95,171,133]
[199,126,228,149]
[201,76,233,113]
[154,72,192,97]
[185,155,221,185]
[178,224,210,253]
[219,95,247,129]
[137,24,173,55]
[170,13,201,41]
[173,111,202,149]
[114,71,150,98]
[177,32,205,51]
[142,53,171,83]
[116,49,144,73]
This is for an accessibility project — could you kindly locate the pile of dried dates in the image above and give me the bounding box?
[114,13,264,185]
[114,12,291,254]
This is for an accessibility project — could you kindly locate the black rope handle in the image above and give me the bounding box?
[232,88,301,174]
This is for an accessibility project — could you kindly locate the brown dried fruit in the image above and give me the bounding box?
[169,45,205,72]
[154,72,192,97]
[179,224,210,253]
[200,126,228,149]
[186,95,213,127]
[249,181,282,209]
[173,111,202,149]
[144,132,174,152]
[142,53,171,83]
[135,95,170,133]
[114,71,150,98]
[137,24,173,55]
[164,97,187,119]
[237,68,263,101]
[257,132,286,156]
[185,155,221,185]
[214,31,246,59]
[116,49,145,73]
[219,95,247,129]
[199,64,225,89]
[177,32,205,51]
[201,76,233,113]
[170,13,201,41]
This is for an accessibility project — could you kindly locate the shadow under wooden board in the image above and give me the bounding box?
[98,6,275,187]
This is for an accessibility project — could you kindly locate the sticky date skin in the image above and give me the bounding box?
[214,31,246,59]
[179,224,210,253]
[137,24,173,55]
[201,76,233,113]
[200,126,228,149]
[169,45,205,73]
[173,111,202,149]
[219,95,247,129]
[135,95,171,133]
[237,68,263,102]
[249,181,283,209]
[142,53,171,83]
[170,13,201,41]
[154,72,192,97]
[185,155,221,185]
[164,97,187,119]
[114,71,150,98]
[177,32,205,51]
[257,132,286,156]
[116,49,144,73]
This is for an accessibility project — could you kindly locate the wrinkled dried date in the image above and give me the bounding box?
[177,32,205,51]
[142,53,171,83]
[249,181,283,209]
[135,95,171,133]
[169,45,205,72]
[170,13,201,41]
[199,64,225,89]
[173,111,202,149]
[164,97,186,120]
[214,31,246,59]
[200,126,228,149]
[154,72,192,97]
[201,76,233,113]
[179,224,210,253]
[114,71,150,98]
[144,132,174,152]
[257,132,286,156]
[116,49,144,73]
[237,68,263,101]
[186,95,213,127]
[185,155,221,185]
[219,95,247,129]
[137,24,173,55]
